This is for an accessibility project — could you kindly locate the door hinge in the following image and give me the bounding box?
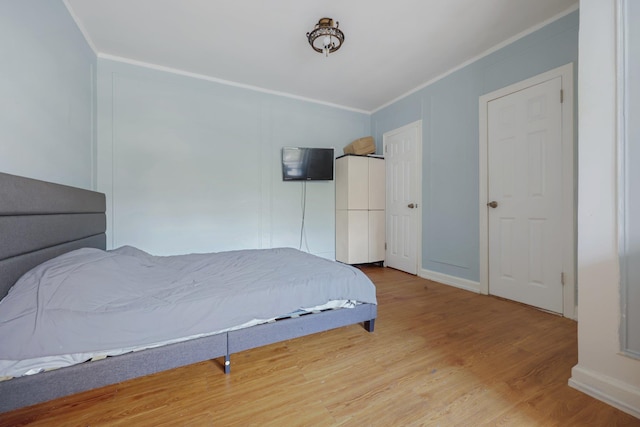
[560,89,564,104]
[385,145,388,153]
[561,272,565,286]
[385,242,387,250]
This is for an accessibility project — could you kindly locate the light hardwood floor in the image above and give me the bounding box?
[2,266,638,426]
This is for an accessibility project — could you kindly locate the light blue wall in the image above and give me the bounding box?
[371,11,579,282]
[0,1,96,189]
[2,1,577,266]
[97,59,370,257]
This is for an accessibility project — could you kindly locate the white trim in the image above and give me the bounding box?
[617,0,628,357]
[383,120,423,276]
[478,63,576,319]
[371,4,579,113]
[90,62,97,191]
[419,269,480,294]
[97,54,370,115]
[569,365,640,419]
[617,0,640,359]
[62,0,98,55]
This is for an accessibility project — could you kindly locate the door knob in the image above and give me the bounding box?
[487,201,498,208]
[408,203,415,209]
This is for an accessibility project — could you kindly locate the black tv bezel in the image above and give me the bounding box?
[281,147,335,181]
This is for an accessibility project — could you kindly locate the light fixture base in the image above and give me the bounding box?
[306,17,345,56]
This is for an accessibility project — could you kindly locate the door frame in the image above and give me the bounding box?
[478,63,576,318]
[383,120,423,275]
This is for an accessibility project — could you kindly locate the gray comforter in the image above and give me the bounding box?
[0,246,376,364]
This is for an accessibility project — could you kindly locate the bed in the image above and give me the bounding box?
[0,172,377,413]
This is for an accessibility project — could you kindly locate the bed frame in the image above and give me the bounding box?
[0,172,376,413]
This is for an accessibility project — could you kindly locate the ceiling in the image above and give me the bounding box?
[64,0,578,112]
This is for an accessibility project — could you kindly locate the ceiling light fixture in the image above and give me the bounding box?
[306,18,344,57]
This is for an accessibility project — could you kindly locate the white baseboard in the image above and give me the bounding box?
[569,365,640,419]
[419,269,480,293]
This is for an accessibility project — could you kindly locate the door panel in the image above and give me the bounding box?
[385,123,419,275]
[488,77,563,313]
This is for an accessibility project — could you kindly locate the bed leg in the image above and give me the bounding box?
[224,355,231,374]
[364,319,375,332]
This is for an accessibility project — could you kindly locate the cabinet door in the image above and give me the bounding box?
[335,209,349,263]
[347,157,369,210]
[368,158,386,210]
[348,210,369,263]
[335,157,349,210]
[368,210,385,262]
[336,210,369,264]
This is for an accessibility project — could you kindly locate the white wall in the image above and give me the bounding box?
[97,59,371,257]
[569,0,640,418]
[0,1,96,189]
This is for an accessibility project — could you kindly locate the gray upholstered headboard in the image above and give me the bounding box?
[0,172,106,299]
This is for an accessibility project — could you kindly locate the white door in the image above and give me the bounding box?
[384,121,421,275]
[487,77,563,313]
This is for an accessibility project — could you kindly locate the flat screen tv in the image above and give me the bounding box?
[282,147,334,181]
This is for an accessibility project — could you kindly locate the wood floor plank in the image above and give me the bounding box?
[1,266,638,426]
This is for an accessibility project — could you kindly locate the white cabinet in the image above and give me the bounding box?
[335,155,385,264]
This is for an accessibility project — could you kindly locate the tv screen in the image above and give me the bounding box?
[282,147,334,181]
